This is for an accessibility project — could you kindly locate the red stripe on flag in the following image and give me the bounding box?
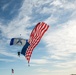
[25,22,49,63]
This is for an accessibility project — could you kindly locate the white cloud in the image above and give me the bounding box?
[31,59,49,64]
[1,0,76,40]
[51,0,62,6]
[0,1,76,75]
[0,50,18,58]
[0,0,34,39]
[62,0,76,9]
[51,0,76,10]
[32,0,51,7]
[44,19,76,57]
[19,0,33,17]
[0,58,15,62]
[44,15,58,25]
[40,0,76,25]
[54,60,76,68]
[34,66,76,75]
[0,49,25,61]
[0,15,31,38]
[35,68,50,73]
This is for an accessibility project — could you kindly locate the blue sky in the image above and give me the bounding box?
[0,0,76,75]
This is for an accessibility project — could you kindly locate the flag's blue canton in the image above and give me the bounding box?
[21,41,30,56]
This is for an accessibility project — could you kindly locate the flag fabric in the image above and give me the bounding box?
[12,69,14,73]
[10,38,28,46]
[25,22,49,63]
[21,41,30,56]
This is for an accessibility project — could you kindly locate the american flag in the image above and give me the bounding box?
[12,69,14,73]
[25,22,49,63]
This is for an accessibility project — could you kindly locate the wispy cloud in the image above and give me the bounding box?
[0,0,76,75]
[35,68,50,73]
[31,59,49,65]
[54,60,76,68]
[1,2,10,11]
[0,46,25,62]
[43,19,76,68]
[0,58,15,62]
